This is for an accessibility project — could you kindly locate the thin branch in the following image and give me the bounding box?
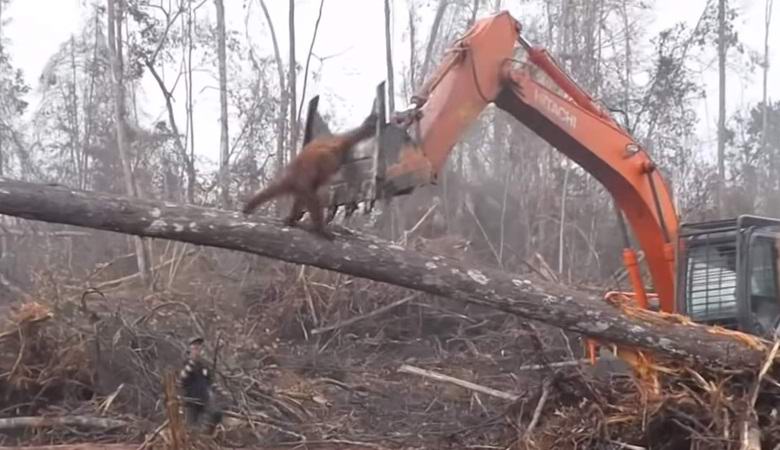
[311,293,417,335]
[398,364,519,401]
[296,0,326,127]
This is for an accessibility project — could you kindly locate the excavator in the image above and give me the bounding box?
[302,11,780,344]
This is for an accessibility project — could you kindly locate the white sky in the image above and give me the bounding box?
[3,0,777,166]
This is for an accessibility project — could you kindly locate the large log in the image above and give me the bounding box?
[0,177,768,368]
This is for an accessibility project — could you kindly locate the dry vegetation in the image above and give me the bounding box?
[1,241,780,450]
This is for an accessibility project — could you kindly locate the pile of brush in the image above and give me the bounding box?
[3,282,780,449]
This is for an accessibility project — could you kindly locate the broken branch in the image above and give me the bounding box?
[311,293,417,335]
[398,364,519,401]
[0,415,128,430]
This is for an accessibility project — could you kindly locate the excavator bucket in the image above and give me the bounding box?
[309,82,435,222]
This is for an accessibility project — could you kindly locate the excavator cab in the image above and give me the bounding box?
[676,215,780,338]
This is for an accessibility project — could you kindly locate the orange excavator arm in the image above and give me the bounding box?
[306,11,679,312]
[382,11,679,312]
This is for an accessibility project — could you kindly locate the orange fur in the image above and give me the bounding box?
[242,113,377,239]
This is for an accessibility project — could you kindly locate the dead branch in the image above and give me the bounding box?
[741,340,780,450]
[0,415,128,430]
[524,378,552,440]
[90,248,197,290]
[516,360,589,371]
[311,293,418,335]
[398,364,519,401]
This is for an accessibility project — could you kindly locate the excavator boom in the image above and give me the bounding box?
[309,11,679,312]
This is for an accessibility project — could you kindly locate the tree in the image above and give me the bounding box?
[288,0,298,158]
[419,0,449,82]
[215,0,229,208]
[760,0,774,157]
[717,0,726,212]
[107,0,151,287]
[257,0,287,176]
[384,0,395,114]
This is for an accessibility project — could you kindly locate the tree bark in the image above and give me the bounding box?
[469,0,480,26]
[0,177,771,370]
[407,5,417,93]
[296,0,325,126]
[419,0,449,82]
[107,0,151,288]
[288,0,298,157]
[215,0,230,208]
[760,0,774,155]
[256,0,288,217]
[384,0,395,114]
[717,0,727,212]
[184,0,197,203]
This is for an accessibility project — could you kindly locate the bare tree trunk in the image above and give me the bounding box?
[621,0,632,114]
[469,0,480,26]
[0,0,4,259]
[407,5,417,96]
[257,0,287,179]
[717,0,727,212]
[107,0,151,288]
[760,0,774,154]
[288,0,298,157]
[419,0,449,82]
[558,162,570,274]
[184,0,196,203]
[0,177,770,370]
[215,0,230,208]
[81,9,102,191]
[144,64,190,199]
[384,0,395,114]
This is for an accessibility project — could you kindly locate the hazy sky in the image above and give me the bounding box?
[3,0,777,166]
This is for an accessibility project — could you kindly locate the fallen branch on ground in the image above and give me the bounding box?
[516,360,588,371]
[0,415,128,430]
[398,364,519,401]
[0,177,770,369]
[524,378,552,440]
[311,293,417,335]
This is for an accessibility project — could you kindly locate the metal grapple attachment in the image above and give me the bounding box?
[306,82,435,223]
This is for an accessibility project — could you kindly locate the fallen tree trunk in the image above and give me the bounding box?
[0,178,769,368]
